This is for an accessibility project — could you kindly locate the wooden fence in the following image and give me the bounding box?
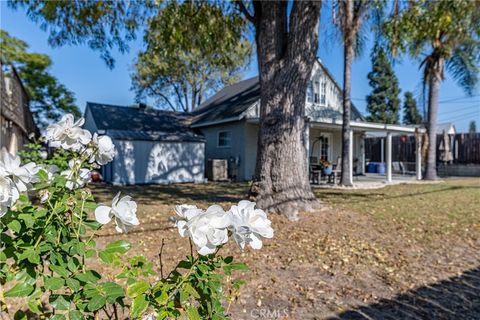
[365,133,480,164]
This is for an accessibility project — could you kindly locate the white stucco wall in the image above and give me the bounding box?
[112,140,205,185]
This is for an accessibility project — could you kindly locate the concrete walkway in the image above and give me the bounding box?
[311,173,435,189]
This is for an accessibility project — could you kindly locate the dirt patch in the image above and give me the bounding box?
[86,181,479,319]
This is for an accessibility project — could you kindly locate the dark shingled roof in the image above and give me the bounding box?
[86,102,205,142]
[192,77,260,126]
[191,74,364,127]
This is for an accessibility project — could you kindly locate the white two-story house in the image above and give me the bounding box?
[85,59,423,185]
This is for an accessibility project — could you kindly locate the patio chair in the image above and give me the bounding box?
[309,157,321,185]
[330,157,342,184]
[393,161,404,175]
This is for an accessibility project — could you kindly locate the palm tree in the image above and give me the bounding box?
[385,0,480,180]
[332,0,383,186]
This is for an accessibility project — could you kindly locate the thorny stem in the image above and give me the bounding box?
[34,200,59,248]
[159,238,165,278]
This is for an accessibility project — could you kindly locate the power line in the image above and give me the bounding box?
[438,104,480,115]
[439,95,480,103]
[439,111,480,122]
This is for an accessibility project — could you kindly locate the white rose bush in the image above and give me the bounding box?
[0,114,274,319]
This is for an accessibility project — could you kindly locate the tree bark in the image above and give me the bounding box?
[424,58,443,180]
[340,0,354,187]
[248,1,322,220]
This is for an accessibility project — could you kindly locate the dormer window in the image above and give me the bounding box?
[307,81,313,103]
[314,79,320,103]
[321,81,327,105]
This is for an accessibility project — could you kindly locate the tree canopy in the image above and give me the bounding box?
[8,0,153,68]
[366,44,400,124]
[132,0,251,112]
[384,0,480,95]
[384,0,480,180]
[402,91,423,125]
[0,30,80,129]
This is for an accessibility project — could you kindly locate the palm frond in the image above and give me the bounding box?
[446,42,480,96]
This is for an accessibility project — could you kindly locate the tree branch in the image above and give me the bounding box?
[235,0,255,24]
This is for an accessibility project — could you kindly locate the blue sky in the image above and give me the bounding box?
[1,2,479,132]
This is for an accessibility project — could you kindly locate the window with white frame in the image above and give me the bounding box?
[307,81,313,103]
[320,81,327,105]
[320,136,329,160]
[314,79,320,103]
[217,131,231,148]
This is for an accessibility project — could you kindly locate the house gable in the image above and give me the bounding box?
[193,59,363,128]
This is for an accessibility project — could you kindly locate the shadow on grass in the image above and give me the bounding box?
[330,267,480,320]
[91,182,249,205]
[317,185,479,205]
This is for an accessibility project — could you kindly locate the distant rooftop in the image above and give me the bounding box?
[85,102,204,142]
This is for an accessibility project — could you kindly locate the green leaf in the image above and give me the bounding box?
[66,278,81,292]
[44,277,65,290]
[67,258,79,272]
[101,282,124,302]
[75,270,101,283]
[4,283,34,297]
[18,214,35,228]
[27,298,42,314]
[186,307,201,320]
[127,281,150,298]
[224,256,234,264]
[177,260,192,269]
[7,220,21,233]
[83,219,102,230]
[85,249,96,258]
[50,264,70,278]
[50,315,66,320]
[183,283,200,299]
[49,294,70,310]
[37,169,48,180]
[131,294,149,318]
[13,310,27,320]
[87,295,106,312]
[223,262,248,274]
[103,240,131,254]
[98,251,113,264]
[68,310,84,320]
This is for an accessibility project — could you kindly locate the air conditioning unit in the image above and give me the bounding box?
[207,159,228,181]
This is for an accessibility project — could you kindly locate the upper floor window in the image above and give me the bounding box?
[314,79,320,103]
[217,131,231,148]
[320,81,327,105]
[307,81,313,103]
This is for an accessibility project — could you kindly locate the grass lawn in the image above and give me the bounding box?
[90,179,480,319]
[316,179,480,245]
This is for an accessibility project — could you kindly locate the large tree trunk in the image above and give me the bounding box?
[424,59,443,180]
[340,1,354,187]
[249,1,322,220]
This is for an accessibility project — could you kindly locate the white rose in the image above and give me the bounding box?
[95,192,139,233]
[0,176,19,217]
[61,160,90,190]
[174,204,203,237]
[44,113,92,151]
[228,200,273,250]
[88,133,116,165]
[0,148,39,192]
[179,205,231,255]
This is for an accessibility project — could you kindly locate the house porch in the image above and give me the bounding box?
[307,119,426,185]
